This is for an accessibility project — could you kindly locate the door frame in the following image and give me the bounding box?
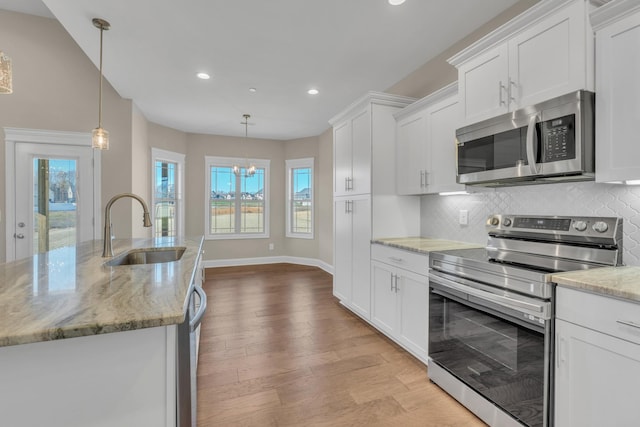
[4,127,102,261]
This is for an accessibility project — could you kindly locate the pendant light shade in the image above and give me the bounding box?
[92,18,110,150]
[233,114,256,177]
[0,51,12,94]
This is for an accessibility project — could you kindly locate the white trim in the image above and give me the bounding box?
[151,147,186,238]
[328,91,415,126]
[204,155,270,240]
[286,157,314,239]
[591,0,640,30]
[4,128,101,261]
[202,256,333,275]
[393,82,458,120]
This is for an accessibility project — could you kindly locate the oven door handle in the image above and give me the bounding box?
[429,272,544,314]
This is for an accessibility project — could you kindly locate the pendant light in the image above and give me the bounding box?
[92,18,111,150]
[233,114,256,177]
[0,51,12,94]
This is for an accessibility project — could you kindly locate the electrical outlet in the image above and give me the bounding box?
[459,210,469,226]
[269,243,274,251]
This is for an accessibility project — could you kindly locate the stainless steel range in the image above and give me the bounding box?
[428,214,623,427]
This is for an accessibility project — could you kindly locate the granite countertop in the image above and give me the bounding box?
[552,266,640,303]
[0,236,204,347]
[372,237,481,254]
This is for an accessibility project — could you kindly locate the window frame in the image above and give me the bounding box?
[151,148,185,238]
[286,157,314,239]
[205,155,270,240]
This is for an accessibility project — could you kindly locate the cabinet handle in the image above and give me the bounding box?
[616,320,640,329]
[394,274,399,293]
[423,171,429,186]
[390,274,395,292]
[499,81,506,106]
[389,256,404,264]
[509,79,517,103]
[344,200,353,214]
[348,177,353,190]
[344,177,349,191]
[557,334,565,369]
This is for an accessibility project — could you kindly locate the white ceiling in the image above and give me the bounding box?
[0,0,520,140]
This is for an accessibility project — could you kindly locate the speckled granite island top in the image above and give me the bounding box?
[372,237,481,254]
[552,266,640,303]
[0,236,204,347]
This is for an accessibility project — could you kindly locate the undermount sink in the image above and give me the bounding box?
[105,246,187,266]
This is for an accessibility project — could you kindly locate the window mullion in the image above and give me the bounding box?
[235,173,242,233]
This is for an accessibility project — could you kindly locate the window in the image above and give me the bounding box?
[151,148,185,238]
[286,158,313,239]
[205,156,270,239]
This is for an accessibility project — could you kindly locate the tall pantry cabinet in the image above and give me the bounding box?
[329,92,418,320]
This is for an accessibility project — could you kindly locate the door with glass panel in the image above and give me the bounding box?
[13,143,95,260]
[151,149,184,238]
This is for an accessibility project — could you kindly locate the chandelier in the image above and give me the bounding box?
[233,114,256,177]
[91,18,111,150]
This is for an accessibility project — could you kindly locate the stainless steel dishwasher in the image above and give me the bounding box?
[177,279,207,427]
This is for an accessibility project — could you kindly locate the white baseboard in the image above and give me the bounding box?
[202,256,334,275]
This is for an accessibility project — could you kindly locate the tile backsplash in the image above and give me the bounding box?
[420,181,640,265]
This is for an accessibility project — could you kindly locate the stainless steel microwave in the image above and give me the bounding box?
[456,90,595,186]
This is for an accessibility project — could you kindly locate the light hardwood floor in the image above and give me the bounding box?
[197,263,486,426]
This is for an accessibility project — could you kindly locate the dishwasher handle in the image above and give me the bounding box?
[189,285,207,332]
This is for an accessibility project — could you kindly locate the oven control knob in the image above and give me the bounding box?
[503,218,512,227]
[593,221,609,233]
[573,221,588,232]
[489,217,499,226]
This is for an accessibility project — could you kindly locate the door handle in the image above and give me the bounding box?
[14,233,24,239]
[526,114,541,175]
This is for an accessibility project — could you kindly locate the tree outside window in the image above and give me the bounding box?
[286,158,313,239]
[206,156,270,239]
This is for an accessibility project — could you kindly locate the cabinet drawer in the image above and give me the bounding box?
[556,286,640,345]
[371,244,428,276]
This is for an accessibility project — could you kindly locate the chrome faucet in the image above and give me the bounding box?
[102,193,152,257]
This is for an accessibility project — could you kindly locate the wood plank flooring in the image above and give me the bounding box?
[197,263,486,426]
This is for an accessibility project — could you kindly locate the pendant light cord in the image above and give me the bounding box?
[98,25,104,129]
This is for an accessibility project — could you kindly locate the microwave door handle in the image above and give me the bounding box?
[526,114,541,175]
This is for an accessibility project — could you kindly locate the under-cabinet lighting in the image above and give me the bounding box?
[438,191,469,196]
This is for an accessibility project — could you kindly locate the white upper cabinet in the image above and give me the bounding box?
[395,83,464,195]
[592,0,640,183]
[450,0,596,125]
[332,108,371,197]
[330,93,414,197]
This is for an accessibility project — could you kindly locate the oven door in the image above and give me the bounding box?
[428,271,552,427]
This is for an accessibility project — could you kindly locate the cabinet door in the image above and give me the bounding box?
[397,270,429,363]
[350,197,371,318]
[555,319,640,427]
[426,96,464,194]
[458,43,509,124]
[371,261,397,336]
[333,199,352,302]
[509,0,588,109]
[350,108,372,195]
[595,10,640,183]
[333,121,352,197]
[396,112,427,195]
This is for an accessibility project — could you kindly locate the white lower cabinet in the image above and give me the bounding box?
[0,326,176,427]
[333,195,372,319]
[555,286,640,427]
[371,245,429,363]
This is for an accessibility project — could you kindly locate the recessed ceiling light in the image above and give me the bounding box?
[197,72,210,80]
[249,87,257,93]
[307,88,319,95]
[388,0,406,5]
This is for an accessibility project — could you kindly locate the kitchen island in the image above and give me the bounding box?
[0,236,204,427]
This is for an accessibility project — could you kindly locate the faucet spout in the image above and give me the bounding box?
[102,193,153,257]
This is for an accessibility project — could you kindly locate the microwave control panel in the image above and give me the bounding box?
[542,114,575,162]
